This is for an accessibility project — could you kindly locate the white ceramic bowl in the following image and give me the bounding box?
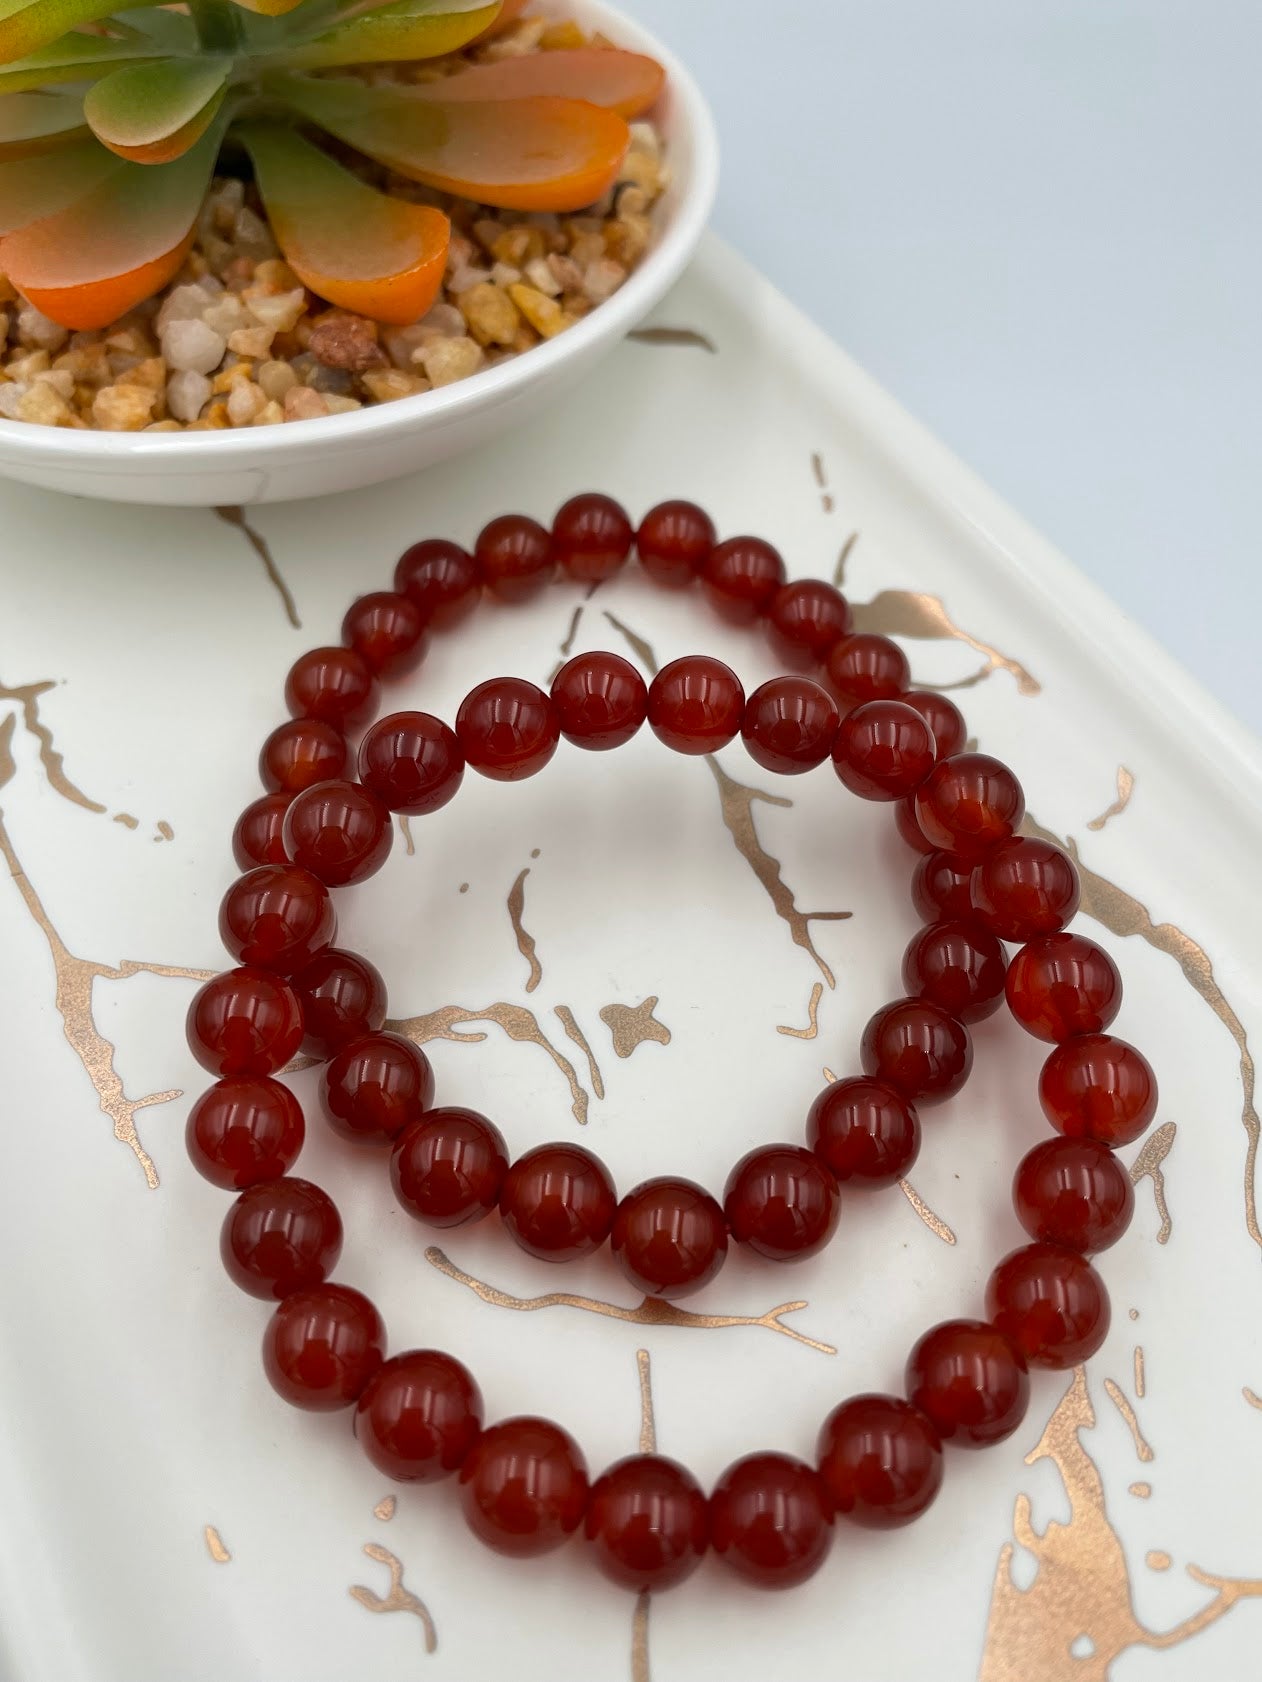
[0,0,717,506]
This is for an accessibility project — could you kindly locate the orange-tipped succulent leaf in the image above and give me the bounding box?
[421,47,665,119]
[0,138,115,234]
[20,228,193,329]
[84,57,230,163]
[0,0,168,66]
[0,33,167,95]
[284,0,503,71]
[241,121,449,325]
[0,90,86,159]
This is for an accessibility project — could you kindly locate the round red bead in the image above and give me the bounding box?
[394,538,480,628]
[912,851,977,922]
[355,1350,483,1483]
[636,499,714,588]
[833,700,937,801]
[476,514,555,602]
[232,793,292,871]
[905,1319,1029,1447]
[359,710,464,815]
[741,677,840,774]
[816,1394,943,1528]
[914,753,1025,859]
[1039,1033,1157,1147]
[187,967,303,1078]
[220,1176,343,1300]
[900,691,967,761]
[456,677,560,781]
[824,633,910,709]
[391,1107,509,1226]
[701,536,785,623]
[710,1453,833,1589]
[259,718,346,795]
[550,652,647,750]
[647,656,744,755]
[322,1032,434,1145]
[1013,1136,1134,1252]
[341,590,427,678]
[586,1455,708,1592]
[806,1076,920,1187]
[765,579,852,667]
[499,1143,616,1261]
[986,1243,1111,1369]
[723,1144,840,1261]
[901,919,1007,1023]
[282,779,392,887]
[1007,933,1122,1043]
[894,796,936,855]
[611,1177,728,1300]
[460,1416,589,1557]
[263,1283,385,1411]
[290,948,387,1058]
[284,646,379,731]
[971,837,1080,942]
[218,862,336,975]
[185,1076,304,1190]
[860,998,973,1103]
[552,493,633,583]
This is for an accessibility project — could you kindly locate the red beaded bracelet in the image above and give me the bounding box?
[185,495,1159,1593]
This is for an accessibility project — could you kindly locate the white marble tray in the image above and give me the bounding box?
[1,233,1260,1682]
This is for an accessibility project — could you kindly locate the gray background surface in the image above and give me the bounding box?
[624,0,1261,735]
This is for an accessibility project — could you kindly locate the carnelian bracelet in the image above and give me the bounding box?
[183,496,1159,1590]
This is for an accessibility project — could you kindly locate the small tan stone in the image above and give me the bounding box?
[251,399,285,426]
[323,394,364,416]
[258,359,298,402]
[493,226,545,267]
[253,259,301,293]
[7,349,50,381]
[92,383,158,431]
[227,380,266,426]
[32,368,75,399]
[247,289,307,333]
[144,419,183,432]
[126,357,167,392]
[212,363,254,394]
[458,282,521,347]
[17,381,71,426]
[283,385,329,421]
[524,256,562,297]
[228,325,275,359]
[418,334,484,386]
[508,283,567,339]
[361,368,428,402]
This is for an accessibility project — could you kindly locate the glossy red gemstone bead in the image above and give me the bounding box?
[552,493,634,583]
[971,837,1080,942]
[833,700,937,801]
[394,538,481,629]
[460,1416,589,1557]
[860,998,973,1103]
[391,1106,509,1226]
[263,1283,385,1411]
[358,710,465,815]
[456,677,560,781]
[723,1144,840,1261]
[341,590,427,678]
[894,795,936,854]
[985,1243,1111,1369]
[914,753,1025,859]
[499,1143,617,1261]
[824,633,910,709]
[586,1455,708,1592]
[1007,933,1123,1043]
[647,655,744,755]
[322,1032,435,1145]
[232,792,292,871]
[218,862,336,975]
[912,851,977,922]
[550,651,647,750]
[636,499,715,588]
[185,1076,304,1190]
[816,1394,944,1529]
[187,967,304,1078]
[282,779,393,887]
[476,514,555,602]
[220,1176,343,1300]
[900,690,967,761]
[1013,1136,1134,1252]
[259,718,347,795]
[284,645,379,731]
[741,677,840,774]
[905,1319,1030,1447]
[765,579,853,667]
[611,1177,728,1299]
[806,1076,920,1186]
[710,1453,833,1589]
[290,948,387,1058]
[701,536,786,623]
[355,1349,484,1483]
[901,918,1007,1023]
[1038,1033,1157,1147]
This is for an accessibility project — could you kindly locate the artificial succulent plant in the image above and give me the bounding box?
[0,0,664,328]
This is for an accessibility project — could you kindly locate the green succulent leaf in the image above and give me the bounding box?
[108,6,196,48]
[282,0,501,71]
[0,134,113,234]
[0,0,167,67]
[0,33,167,94]
[84,56,229,162]
[0,89,86,157]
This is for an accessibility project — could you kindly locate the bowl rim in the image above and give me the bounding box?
[0,0,718,467]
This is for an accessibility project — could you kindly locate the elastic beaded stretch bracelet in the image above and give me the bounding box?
[185,495,1159,1592]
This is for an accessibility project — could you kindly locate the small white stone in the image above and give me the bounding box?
[17,305,69,352]
[166,369,212,423]
[490,262,523,288]
[227,380,266,427]
[0,382,28,419]
[524,257,562,297]
[201,294,248,337]
[233,205,277,257]
[247,289,305,333]
[161,318,226,375]
[157,284,213,334]
[447,265,492,295]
